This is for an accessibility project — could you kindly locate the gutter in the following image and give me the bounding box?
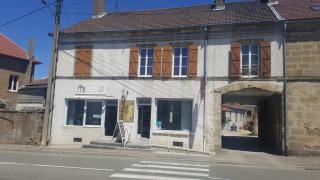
[203,27,208,151]
[282,22,288,156]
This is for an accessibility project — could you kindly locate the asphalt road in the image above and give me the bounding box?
[0,149,319,180]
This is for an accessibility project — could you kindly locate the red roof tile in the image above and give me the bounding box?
[272,0,320,20]
[63,1,278,33]
[30,78,48,86]
[0,33,41,64]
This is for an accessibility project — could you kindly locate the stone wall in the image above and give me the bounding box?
[286,25,320,155]
[0,110,43,145]
[287,82,320,155]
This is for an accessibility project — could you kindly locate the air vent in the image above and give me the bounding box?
[173,141,183,147]
[311,5,320,12]
[73,138,82,142]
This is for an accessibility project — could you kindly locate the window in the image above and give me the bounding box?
[74,47,92,77]
[241,44,259,76]
[173,47,188,77]
[156,100,192,131]
[139,48,153,76]
[66,100,85,126]
[8,75,19,91]
[66,100,103,126]
[247,111,252,117]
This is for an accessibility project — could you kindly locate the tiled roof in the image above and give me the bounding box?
[63,1,278,33]
[0,33,41,64]
[272,0,320,20]
[29,78,48,86]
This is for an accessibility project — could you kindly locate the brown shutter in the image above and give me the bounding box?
[162,45,173,78]
[260,41,271,78]
[229,43,241,78]
[188,44,198,78]
[74,47,92,77]
[129,47,139,77]
[152,46,162,78]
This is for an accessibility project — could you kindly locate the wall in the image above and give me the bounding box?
[16,86,47,111]
[0,56,29,107]
[0,110,43,145]
[286,25,320,155]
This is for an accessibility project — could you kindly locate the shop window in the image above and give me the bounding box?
[66,100,103,126]
[156,100,192,131]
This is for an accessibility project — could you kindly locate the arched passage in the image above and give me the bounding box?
[213,82,284,154]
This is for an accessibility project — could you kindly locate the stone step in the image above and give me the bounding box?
[83,141,151,150]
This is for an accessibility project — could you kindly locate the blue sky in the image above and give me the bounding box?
[0,0,244,79]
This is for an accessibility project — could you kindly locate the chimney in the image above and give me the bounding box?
[93,0,106,18]
[213,0,225,11]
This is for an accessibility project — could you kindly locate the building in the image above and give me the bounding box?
[221,103,246,131]
[272,0,320,155]
[0,33,41,109]
[49,0,287,153]
[16,78,48,111]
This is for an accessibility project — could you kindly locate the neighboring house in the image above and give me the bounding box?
[16,78,48,111]
[0,33,41,109]
[271,0,320,155]
[221,103,246,131]
[50,0,286,153]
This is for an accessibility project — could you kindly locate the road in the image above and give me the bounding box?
[0,149,319,180]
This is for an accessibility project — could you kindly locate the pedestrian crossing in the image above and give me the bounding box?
[109,160,214,180]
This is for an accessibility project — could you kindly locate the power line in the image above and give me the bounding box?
[0,1,55,28]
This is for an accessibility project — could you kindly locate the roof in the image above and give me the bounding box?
[272,0,320,20]
[0,33,41,64]
[29,78,48,86]
[222,103,246,112]
[63,1,278,33]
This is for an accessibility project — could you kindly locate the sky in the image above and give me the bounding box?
[0,0,245,79]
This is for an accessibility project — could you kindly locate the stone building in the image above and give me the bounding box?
[48,0,286,154]
[0,33,41,109]
[272,0,320,155]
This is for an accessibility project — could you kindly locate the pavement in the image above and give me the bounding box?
[0,145,319,180]
[0,144,319,170]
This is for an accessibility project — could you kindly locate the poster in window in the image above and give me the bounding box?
[119,101,135,123]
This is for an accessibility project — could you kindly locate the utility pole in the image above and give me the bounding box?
[25,37,34,85]
[41,0,63,145]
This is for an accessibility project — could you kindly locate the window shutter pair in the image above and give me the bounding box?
[229,41,271,78]
[74,47,92,77]
[129,44,198,78]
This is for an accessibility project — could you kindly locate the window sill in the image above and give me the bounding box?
[64,125,103,128]
[8,90,18,93]
[152,130,190,138]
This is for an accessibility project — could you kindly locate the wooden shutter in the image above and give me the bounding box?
[152,47,162,78]
[260,41,271,78]
[162,45,173,78]
[129,47,139,77]
[188,44,198,78]
[74,47,92,77]
[229,43,241,78]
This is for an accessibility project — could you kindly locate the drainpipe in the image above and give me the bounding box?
[282,22,288,156]
[203,27,208,151]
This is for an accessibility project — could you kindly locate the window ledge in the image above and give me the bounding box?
[152,130,190,138]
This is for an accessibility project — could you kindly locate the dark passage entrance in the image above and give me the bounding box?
[137,99,151,138]
[105,100,118,136]
[221,88,283,154]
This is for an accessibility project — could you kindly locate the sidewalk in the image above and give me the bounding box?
[214,149,320,170]
[0,144,319,170]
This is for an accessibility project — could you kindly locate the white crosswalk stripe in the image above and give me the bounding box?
[109,160,211,180]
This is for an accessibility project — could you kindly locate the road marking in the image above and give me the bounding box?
[110,173,205,180]
[0,161,114,172]
[131,164,209,172]
[123,168,209,177]
[140,161,210,167]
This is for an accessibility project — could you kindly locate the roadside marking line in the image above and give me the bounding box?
[131,164,209,172]
[154,151,209,157]
[0,161,114,172]
[140,161,209,167]
[208,177,230,180]
[110,173,204,180]
[123,168,209,177]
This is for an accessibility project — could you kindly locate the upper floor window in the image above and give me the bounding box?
[139,48,153,77]
[241,44,259,77]
[8,75,19,92]
[173,47,188,77]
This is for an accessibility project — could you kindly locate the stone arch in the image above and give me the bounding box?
[212,81,283,152]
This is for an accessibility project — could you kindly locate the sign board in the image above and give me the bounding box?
[119,101,135,123]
